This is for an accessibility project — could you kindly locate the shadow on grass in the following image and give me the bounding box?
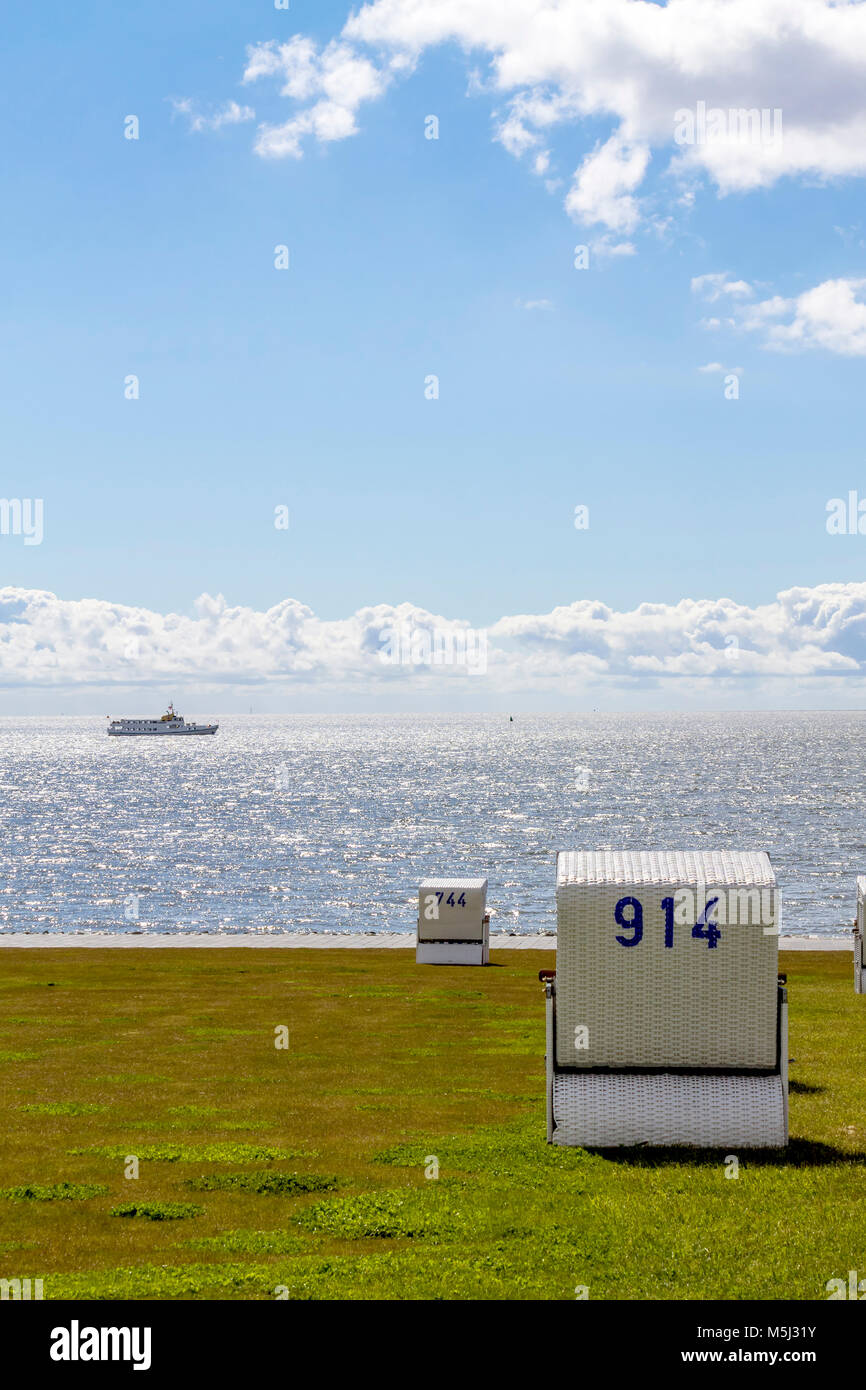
[788,1080,825,1096]
[589,1137,866,1168]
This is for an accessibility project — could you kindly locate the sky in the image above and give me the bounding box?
[2,0,866,711]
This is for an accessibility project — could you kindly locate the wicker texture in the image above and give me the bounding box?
[552,1070,786,1148]
[555,850,778,1069]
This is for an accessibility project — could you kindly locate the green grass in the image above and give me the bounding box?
[110,1201,203,1221]
[185,1171,337,1196]
[0,1181,107,1202]
[295,1184,531,1242]
[44,1262,274,1300]
[0,946,864,1299]
[184,1229,307,1255]
[21,1102,107,1117]
[80,1143,314,1164]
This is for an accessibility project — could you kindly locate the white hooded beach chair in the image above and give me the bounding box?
[416,877,489,964]
[543,851,788,1148]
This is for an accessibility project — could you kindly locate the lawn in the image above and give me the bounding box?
[0,947,864,1300]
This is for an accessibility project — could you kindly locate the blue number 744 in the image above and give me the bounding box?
[614,895,721,949]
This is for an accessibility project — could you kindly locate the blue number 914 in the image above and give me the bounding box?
[613,895,720,949]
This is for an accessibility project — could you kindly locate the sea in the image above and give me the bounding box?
[0,712,863,937]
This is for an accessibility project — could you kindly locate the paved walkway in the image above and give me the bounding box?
[0,932,853,950]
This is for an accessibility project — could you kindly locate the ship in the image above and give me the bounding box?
[107,702,218,736]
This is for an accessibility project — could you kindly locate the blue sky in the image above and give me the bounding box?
[2,1,866,708]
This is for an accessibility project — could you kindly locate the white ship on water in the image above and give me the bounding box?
[107,702,218,737]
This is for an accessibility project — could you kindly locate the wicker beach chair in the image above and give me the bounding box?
[543,851,788,1148]
[416,877,489,964]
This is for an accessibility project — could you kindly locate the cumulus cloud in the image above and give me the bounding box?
[698,361,743,375]
[698,274,866,355]
[3,584,866,695]
[590,235,637,259]
[220,1,866,234]
[242,36,395,158]
[565,134,650,233]
[0,590,486,690]
[691,272,754,303]
[171,98,255,132]
[490,587,865,680]
[750,277,866,355]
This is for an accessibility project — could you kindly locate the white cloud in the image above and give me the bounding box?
[490,586,865,681]
[701,274,866,355]
[757,277,866,355]
[243,37,393,158]
[495,110,541,159]
[515,297,553,311]
[216,0,866,233]
[590,235,636,259]
[691,272,753,302]
[171,98,255,133]
[4,583,866,695]
[564,134,650,233]
[172,2,866,240]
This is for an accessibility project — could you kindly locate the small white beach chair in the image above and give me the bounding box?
[416,877,489,965]
[543,851,788,1148]
[855,877,866,994]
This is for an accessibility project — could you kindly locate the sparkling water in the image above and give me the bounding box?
[0,712,863,936]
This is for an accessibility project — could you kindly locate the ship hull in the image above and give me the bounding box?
[108,727,218,736]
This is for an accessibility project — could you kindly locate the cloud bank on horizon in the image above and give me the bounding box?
[2,583,865,695]
[227,0,866,244]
